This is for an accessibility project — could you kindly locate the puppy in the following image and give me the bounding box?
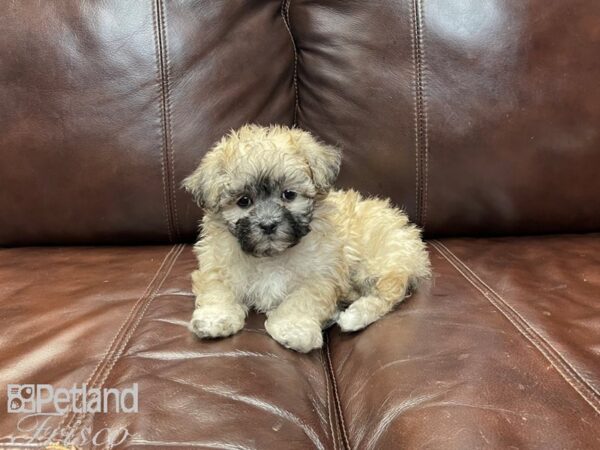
[183,125,430,352]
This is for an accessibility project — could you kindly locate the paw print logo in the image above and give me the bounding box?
[7,384,36,413]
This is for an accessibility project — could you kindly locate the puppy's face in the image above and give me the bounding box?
[184,125,341,257]
[221,173,313,257]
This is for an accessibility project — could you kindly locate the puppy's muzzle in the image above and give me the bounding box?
[259,221,278,235]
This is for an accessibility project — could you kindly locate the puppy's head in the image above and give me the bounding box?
[183,124,341,257]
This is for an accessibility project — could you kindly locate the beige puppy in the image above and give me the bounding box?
[183,125,430,352]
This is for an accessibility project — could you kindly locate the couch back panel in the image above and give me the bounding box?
[0,0,294,245]
[295,0,600,236]
[293,0,420,221]
[1,0,599,245]
[424,0,600,235]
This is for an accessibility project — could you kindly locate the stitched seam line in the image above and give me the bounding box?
[435,241,600,397]
[59,246,183,442]
[410,0,420,224]
[66,245,185,441]
[61,246,183,436]
[321,348,338,450]
[152,0,172,242]
[419,0,429,227]
[281,0,299,126]
[159,0,180,240]
[324,334,351,450]
[55,244,178,435]
[67,244,185,440]
[431,241,600,415]
[411,0,429,227]
[433,240,600,402]
[154,0,178,242]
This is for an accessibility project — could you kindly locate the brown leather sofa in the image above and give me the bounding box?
[1,1,599,449]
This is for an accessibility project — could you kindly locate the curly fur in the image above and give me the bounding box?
[183,124,431,352]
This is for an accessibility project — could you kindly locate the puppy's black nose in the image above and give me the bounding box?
[259,222,278,235]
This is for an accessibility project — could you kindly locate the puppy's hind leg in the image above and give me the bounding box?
[337,273,408,332]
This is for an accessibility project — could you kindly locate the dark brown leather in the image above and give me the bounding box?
[293,0,600,236]
[433,235,600,398]
[291,0,420,222]
[2,1,600,245]
[1,237,598,448]
[0,246,341,449]
[0,0,294,245]
[1,2,599,449]
[324,235,600,449]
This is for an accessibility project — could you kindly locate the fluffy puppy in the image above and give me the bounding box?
[183,125,430,352]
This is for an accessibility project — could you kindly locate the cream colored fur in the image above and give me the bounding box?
[184,125,430,352]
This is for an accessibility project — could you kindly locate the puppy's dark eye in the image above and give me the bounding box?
[236,195,252,208]
[281,190,297,202]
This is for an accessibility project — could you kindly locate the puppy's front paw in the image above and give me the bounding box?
[189,304,245,339]
[265,317,323,353]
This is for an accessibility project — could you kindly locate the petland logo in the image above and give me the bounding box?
[7,383,139,415]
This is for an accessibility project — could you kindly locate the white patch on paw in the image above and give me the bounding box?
[264,317,323,353]
[189,304,245,339]
[336,304,372,332]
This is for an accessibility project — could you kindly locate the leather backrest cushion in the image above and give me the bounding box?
[0,0,294,245]
[294,0,600,236]
[1,1,599,245]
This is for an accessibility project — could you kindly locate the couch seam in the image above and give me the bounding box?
[430,240,600,415]
[410,0,429,228]
[153,0,179,242]
[324,334,351,450]
[321,348,338,450]
[281,0,299,126]
[410,0,419,224]
[55,244,178,436]
[58,244,185,442]
[69,244,185,439]
[434,240,600,400]
[152,0,172,242]
[158,0,180,241]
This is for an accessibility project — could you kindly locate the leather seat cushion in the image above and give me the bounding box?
[1,235,598,448]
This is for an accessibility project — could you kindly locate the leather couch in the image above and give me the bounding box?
[1,1,598,449]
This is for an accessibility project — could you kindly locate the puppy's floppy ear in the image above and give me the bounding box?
[182,144,224,211]
[293,130,341,193]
